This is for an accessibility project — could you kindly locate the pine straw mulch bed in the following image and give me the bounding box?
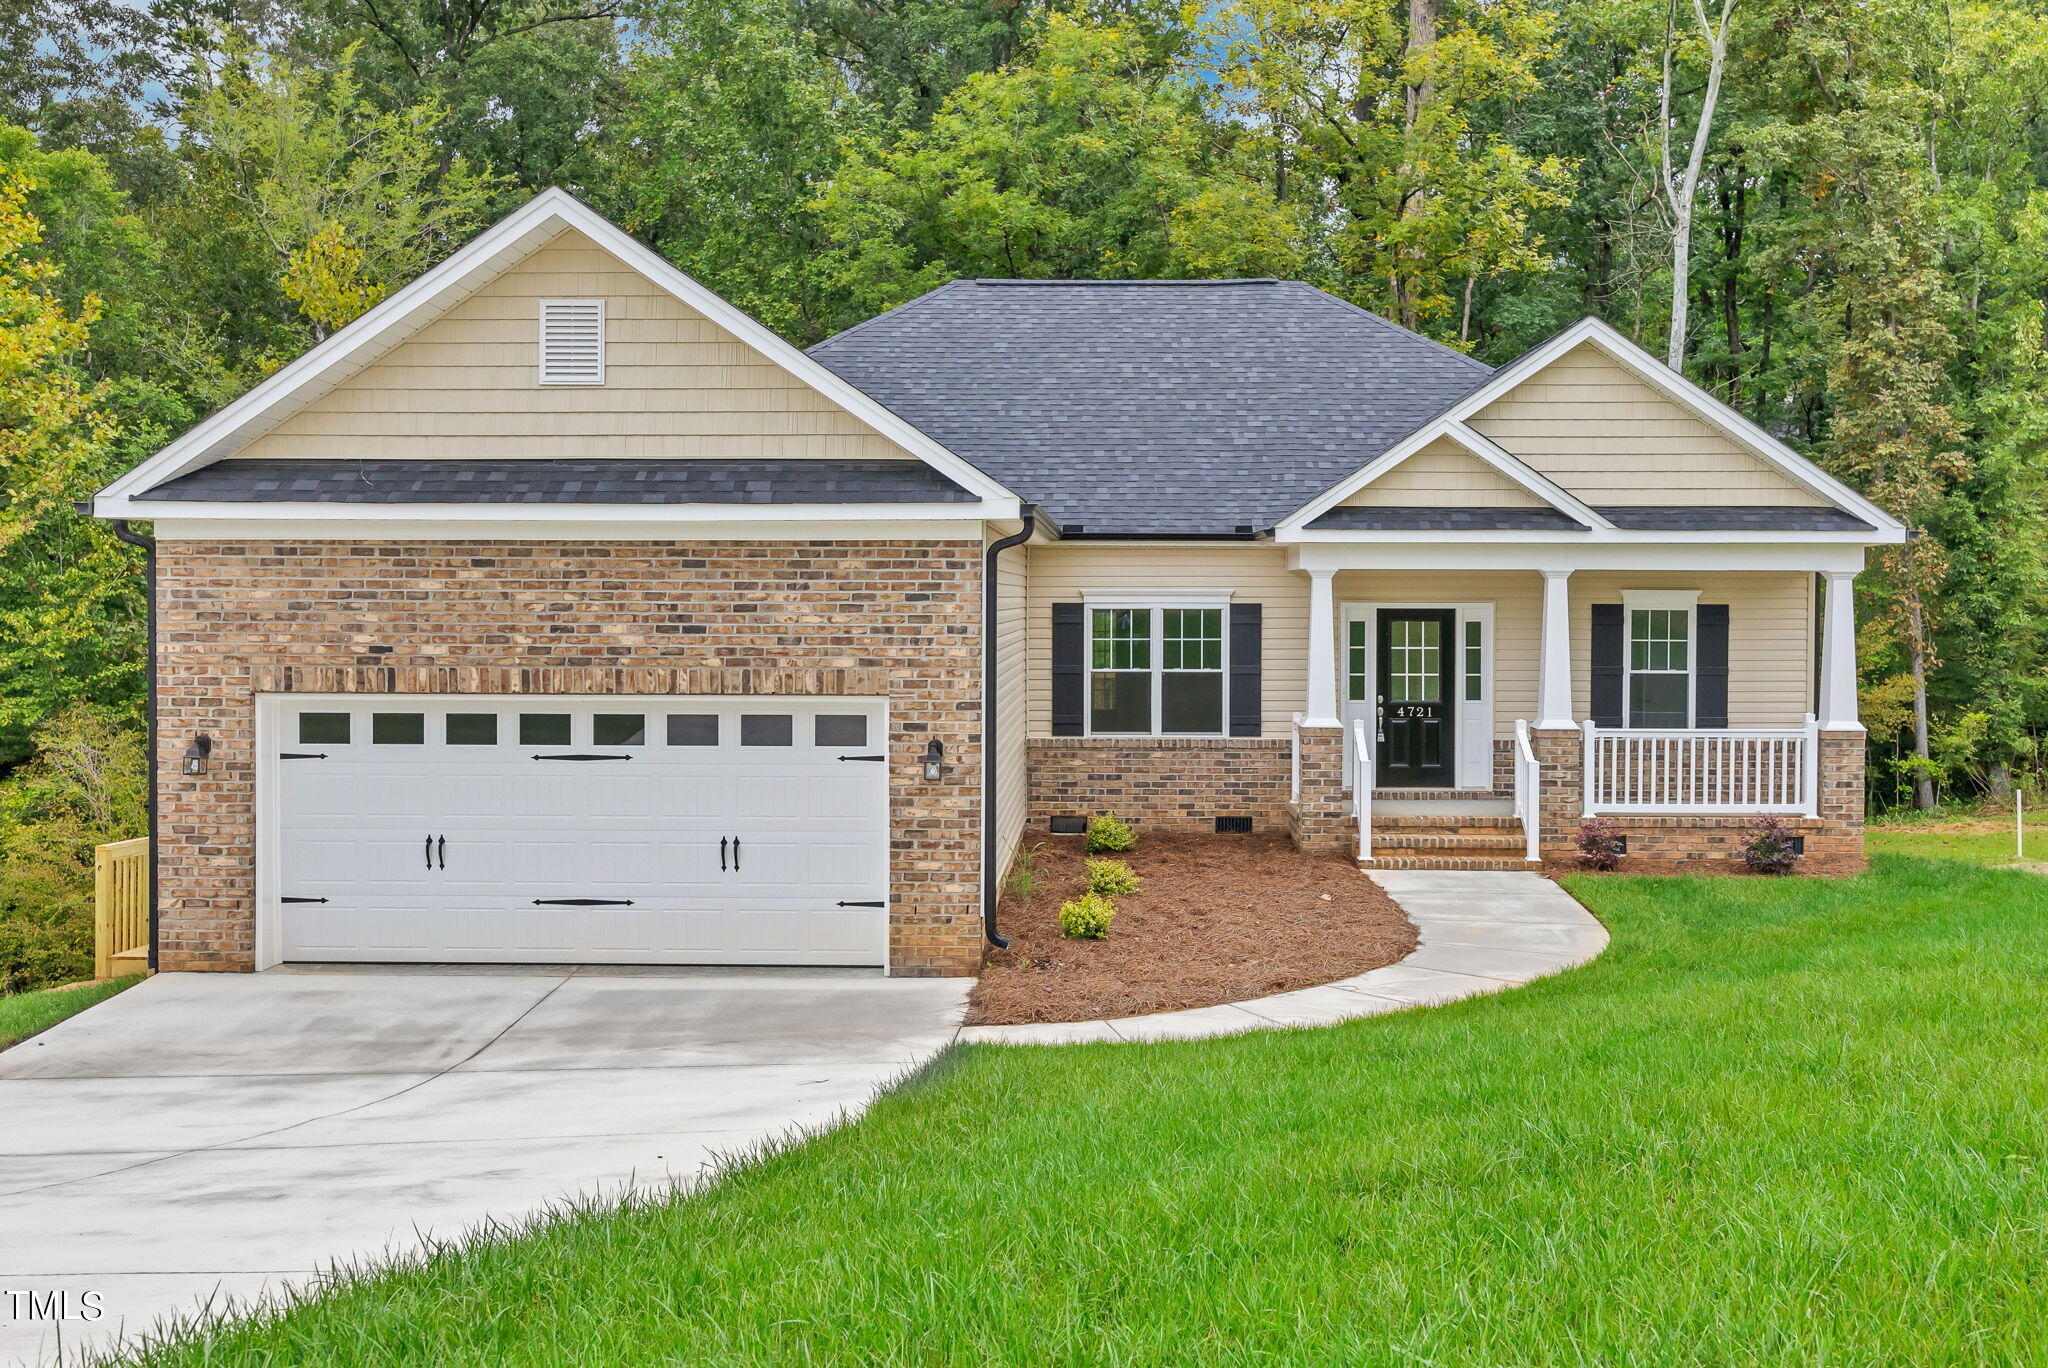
[967,832,1417,1026]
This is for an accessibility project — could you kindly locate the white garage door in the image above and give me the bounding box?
[271,697,889,965]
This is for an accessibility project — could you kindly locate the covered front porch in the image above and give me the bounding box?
[1281,547,1867,871]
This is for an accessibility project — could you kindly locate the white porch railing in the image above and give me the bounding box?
[1512,719,1542,862]
[1352,718,1373,863]
[1582,717,1820,816]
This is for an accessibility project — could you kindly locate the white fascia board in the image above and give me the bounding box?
[99,495,1010,524]
[149,514,999,542]
[1287,542,1870,574]
[1274,416,1607,534]
[96,188,1021,515]
[1278,526,1904,547]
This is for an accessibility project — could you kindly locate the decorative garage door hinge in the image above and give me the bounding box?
[279,752,329,759]
[530,753,633,761]
[836,900,885,907]
[280,896,329,904]
[532,898,635,906]
[837,754,887,762]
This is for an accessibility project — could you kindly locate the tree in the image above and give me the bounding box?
[179,39,504,338]
[0,165,141,767]
[1654,0,1733,368]
[814,14,1300,320]
[1192,0,1574,338]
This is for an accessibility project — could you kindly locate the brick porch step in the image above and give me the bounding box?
[1372,832,1528,852]
[1367,854,1538,871]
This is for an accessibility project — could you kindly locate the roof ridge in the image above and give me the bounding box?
[807,278,972,354]
[965,277,1281,287]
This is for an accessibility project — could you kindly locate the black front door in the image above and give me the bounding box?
[1376,609,1456,788]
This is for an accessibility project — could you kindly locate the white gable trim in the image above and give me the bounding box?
[95,189,1020,517]
[1276,315,1907,541]
[1280,417,1612,533]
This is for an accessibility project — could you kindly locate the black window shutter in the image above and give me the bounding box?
[1228,603,1262,736]
[1590,604,1625,728]
[1695,603,1729,728]
[1051,603,1085,736]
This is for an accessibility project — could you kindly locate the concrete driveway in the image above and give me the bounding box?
[0,968,968,1366]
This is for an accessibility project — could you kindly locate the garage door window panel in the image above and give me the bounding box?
[741,714,793,747]
[446,713,498,746]
[815,714,867,747]
[373,713,425,745]
[299,712,350,745]
[519,713,572,745]
[667,714,720,746]
[593,713,646,746]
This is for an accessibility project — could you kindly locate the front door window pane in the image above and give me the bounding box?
[1386,618,1442,703]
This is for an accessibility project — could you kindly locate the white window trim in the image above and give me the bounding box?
[1080,589,1234,608]
[1621,590,1700,729]
[538,297,606,385]
[1083,602,1230,738]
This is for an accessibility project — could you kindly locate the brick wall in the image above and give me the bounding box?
[1025,737,1290,832]
[1531,726,1866,874]
[154,539,986,976]
[1287,727,1352,853]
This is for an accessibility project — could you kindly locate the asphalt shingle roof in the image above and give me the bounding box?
[807,279,1496,536]
[136,458,977,505]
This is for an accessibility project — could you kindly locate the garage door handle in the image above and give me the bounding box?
[533,898,635,906]
[836,901,885,908]
[531,753,633,761]
[720,837,727,871]
[838,754,886,762]
[424,835,433,870]
[437,835,446,870]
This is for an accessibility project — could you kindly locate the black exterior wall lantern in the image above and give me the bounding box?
[182,734,212,776]
[923,739,946,782]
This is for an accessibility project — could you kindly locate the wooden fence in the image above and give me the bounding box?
[93,837,150,978]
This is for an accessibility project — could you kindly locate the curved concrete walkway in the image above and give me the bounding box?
[957,870,1606,1046]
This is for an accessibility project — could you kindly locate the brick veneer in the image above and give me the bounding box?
[1530,726,1866,874]
[154,539,985,976]
[1026,737,1291,832]
[1287,726,1352,852]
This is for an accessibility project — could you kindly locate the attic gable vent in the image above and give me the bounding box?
[538,299,605,385]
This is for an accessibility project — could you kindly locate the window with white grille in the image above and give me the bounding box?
[537,299,604,384]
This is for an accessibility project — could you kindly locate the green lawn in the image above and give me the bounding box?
[1869,812,2048,866]
[129,856,2048,1367]
[0,976,139,1052]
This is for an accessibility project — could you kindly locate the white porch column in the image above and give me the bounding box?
[1305,568,1340,727]
[1536,568,1575,729]
[1818,569,1862,731]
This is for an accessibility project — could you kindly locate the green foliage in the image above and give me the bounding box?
[814,13,1300,320]
[1085,812,1137,853]
[1084,857,1142,897]
[0,705,146,993]
[1056,890,1117,938]
[1006,843,1042,901]
[0,975,140,1051]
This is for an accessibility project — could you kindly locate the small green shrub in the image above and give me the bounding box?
[1057,892,1116,939]
[1085,857,1141,898]
[1085,813,1137,853]
[1006,843,1042,902]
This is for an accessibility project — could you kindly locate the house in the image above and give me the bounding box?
[92,190,1902,978]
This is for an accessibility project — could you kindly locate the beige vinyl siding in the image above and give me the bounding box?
[1328,569,1812,737]
[1469,343,1825,506]
[1342,437,1543,508]
[1024,544,1307,737]
[992,536,1031,878]
[1571,572,1814,727]
[235,229,917,463]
